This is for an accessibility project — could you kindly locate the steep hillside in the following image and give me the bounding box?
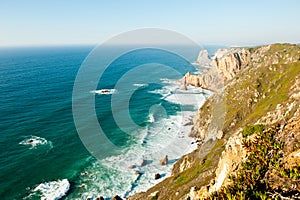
[128,44,300,200]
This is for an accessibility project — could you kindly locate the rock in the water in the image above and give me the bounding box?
[180,72,207,88]
[154,173,161,180]
[160,155,168,165]
[181,76,188,90]
[134,170,141,175]
[112,195,123,200]
[96,197,104,200]
[128,165,136,169]
[141,159,147,166]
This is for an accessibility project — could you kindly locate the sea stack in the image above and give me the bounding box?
[160,155,168,165]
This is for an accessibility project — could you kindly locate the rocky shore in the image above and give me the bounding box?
[128,43,300,199]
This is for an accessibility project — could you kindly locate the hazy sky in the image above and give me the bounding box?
[0,0,299,46]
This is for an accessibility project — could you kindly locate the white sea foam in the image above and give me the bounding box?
[150,79,211,109]
[149,113,155,123]
[133,83,148,87]
[25,179,70,200]
[160,78,172,84]
[73,78,210,199]
[90,89,116,95]
[74,110,198,199]
[19,136,52,149]
[148,88,172,99]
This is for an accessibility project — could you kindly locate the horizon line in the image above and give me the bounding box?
[0,42,298,48]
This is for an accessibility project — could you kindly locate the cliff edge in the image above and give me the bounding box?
[128,43,300,200]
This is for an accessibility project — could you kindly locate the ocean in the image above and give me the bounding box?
[0,45,219,199]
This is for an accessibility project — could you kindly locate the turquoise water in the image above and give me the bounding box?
[0,45,219,199]
[0,46,93,199]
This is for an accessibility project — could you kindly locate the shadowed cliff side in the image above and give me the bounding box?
[128,43,300,200]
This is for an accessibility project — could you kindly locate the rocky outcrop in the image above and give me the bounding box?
[180,48,251,91]
[187,44,300,199]
[180,72,207,88]
[159,155,168,165]
[196,49,212,67]
[141,159,147,166]
[112,195,123,200]
[154,173,161,180]
[209,132,246,193]
[212,48,250,81]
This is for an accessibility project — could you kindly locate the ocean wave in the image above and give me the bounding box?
[71,78,208,199]
[90,89,116,95]
[27,179,70,200]
[133,83,148,87]
[148,88,173,98]
[19,136,52,149]
[148,113,155,123]
[160,78,171,83]
[73,112,198,199]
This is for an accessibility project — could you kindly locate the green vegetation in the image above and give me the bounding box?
[247,62,300,122]
[241,124,265,138]
[171,151,214,188]
[128,44,300,200]
[210,124,299,199]
[223,44,300,133]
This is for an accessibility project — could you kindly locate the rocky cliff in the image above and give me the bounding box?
[128,44,300,200]
[179,72,207,88]
[195,49,212,67]
[213,48,250,81]
[181,47,251,91]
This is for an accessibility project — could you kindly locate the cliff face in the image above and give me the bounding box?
[213,48,250,81]
[180,72,207,88]
[182,47,251,91]
[128,44,300,200]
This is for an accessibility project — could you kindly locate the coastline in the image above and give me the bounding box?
[127,43,300,200]
[76,48,217,200]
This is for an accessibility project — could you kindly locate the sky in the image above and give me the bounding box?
[0,0,299,46]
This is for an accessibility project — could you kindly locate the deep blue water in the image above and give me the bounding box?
[0,46,94,199]
[0,45,223,199]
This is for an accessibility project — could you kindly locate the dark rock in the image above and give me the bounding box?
[154,173,161,180]
[96,197,104,200]
[141,159,147,166]
[112,195,123,200]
